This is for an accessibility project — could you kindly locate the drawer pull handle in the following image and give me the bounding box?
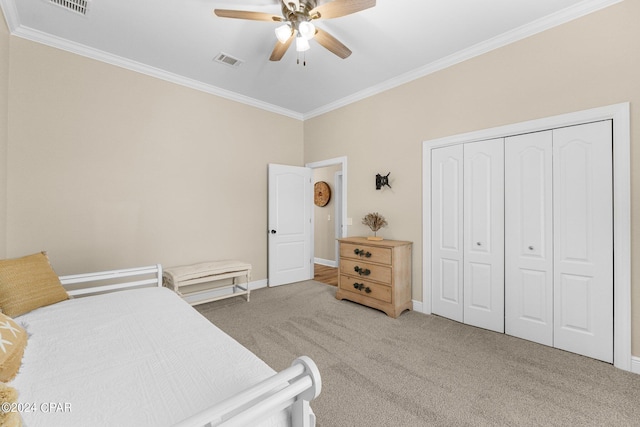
[353,283,372,294]
[354,249,372,258]
[354,266,371,276]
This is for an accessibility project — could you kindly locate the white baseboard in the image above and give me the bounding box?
[250,279,268,290]
[314,258,338,268]
[412,300,424,313]
[182,279,267,305]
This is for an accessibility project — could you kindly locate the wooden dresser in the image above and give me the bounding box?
[336,237,412,318]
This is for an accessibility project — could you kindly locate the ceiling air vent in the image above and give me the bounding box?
[49,0,89,16]
[214,53,243,68]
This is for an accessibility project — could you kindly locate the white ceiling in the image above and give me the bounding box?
[1,0,619,119]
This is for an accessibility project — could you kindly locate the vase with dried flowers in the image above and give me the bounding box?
[362,212,388,240]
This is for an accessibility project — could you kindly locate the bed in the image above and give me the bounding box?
[0,253,320,427]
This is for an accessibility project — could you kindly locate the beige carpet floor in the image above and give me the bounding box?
[196,280,640,427]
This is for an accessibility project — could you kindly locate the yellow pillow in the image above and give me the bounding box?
[0,252,69,317]
[0,313,27,382]
[0,381,22,427]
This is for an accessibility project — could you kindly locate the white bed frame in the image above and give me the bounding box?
[58,264,321,427]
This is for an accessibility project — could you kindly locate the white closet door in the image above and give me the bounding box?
[553,121,613,363]
[431,144,464,322]
[463,139,504,333]
[505,131,554,346]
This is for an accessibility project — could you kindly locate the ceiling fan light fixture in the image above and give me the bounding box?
[298,21,315,40]
[215,0,376,63]
[275,24,292,43]
[295,35,310,52]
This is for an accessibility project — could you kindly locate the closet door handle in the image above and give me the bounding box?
[528,246,534,251]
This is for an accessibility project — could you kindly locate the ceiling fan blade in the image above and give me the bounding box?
[270,34,294,61]
[214,9,283,22]
[314,28,351,59]
[311,0,376,20]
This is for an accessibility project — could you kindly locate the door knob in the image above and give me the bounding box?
[270,230,277,234]
[528,246,534,250]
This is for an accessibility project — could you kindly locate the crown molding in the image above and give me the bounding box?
[0,0,19,32]
[0,1,304,121]
[1,0,623,121]
[301,0,623,120]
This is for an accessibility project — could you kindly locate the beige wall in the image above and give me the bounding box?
[304,1,640,355]
[4,35,303,279]
[313,165,341,262]
[0,13,8,259]
[2,3,638,356]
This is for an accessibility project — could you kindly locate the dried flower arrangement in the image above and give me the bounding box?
[362,212,388,240]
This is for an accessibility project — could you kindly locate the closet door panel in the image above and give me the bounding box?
[431,145,464,322]
[553,121,613,363]
[520,269,549,322]
[505,131,553,346]
[463,139,504,332]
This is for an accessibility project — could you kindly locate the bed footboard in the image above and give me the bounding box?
[174,356,322,427]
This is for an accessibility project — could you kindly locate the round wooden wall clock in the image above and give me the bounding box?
[314,181,331,207]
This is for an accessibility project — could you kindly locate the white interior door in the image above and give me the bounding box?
[505,131,554,346]
[268,164,312,287]
[463,139,504,333]
[431,145,464,322]
[553,121,613,363]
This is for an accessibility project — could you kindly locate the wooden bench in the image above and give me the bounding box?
[163,260,252,305]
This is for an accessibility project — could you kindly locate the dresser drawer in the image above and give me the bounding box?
[339,276,392,303]
[340,243,392,265]
[340,259,391,284]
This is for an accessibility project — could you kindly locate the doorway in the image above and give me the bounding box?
[267,157,347,287]
[312,164,342,267]
[307,157,348,283]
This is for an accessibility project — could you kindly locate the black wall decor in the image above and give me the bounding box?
[376,172,391,190]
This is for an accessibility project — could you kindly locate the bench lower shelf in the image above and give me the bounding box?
[179,283,250,306]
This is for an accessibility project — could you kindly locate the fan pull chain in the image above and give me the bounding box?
[296,51,307,66]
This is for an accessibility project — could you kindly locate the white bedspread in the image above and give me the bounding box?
[13,287,288,427]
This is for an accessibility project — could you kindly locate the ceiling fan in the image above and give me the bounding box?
[214,0,376,62]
